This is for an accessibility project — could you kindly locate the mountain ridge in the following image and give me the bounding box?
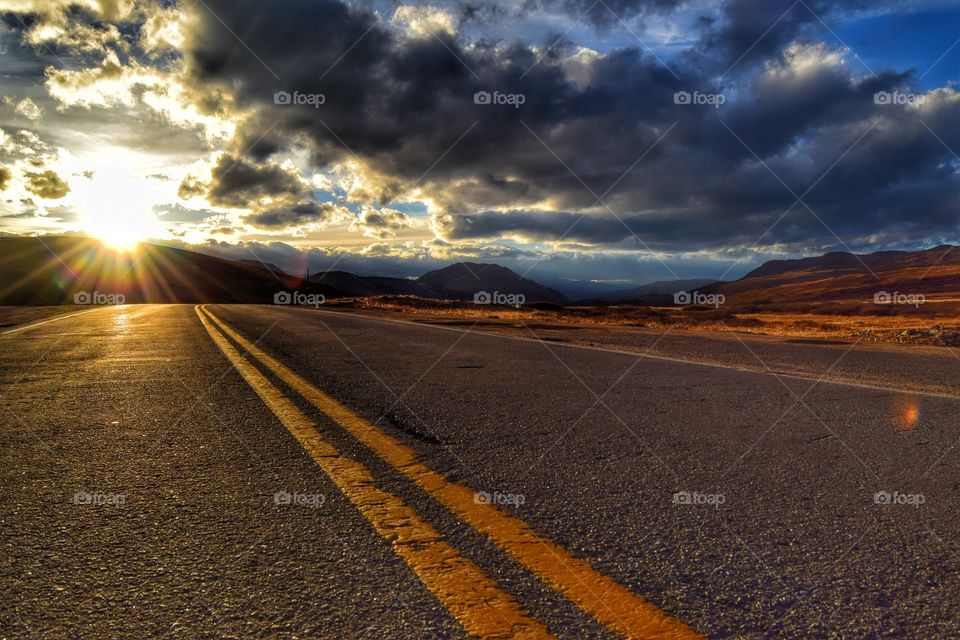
[3,236,958,311]
[586,278,721,303]
[711,244,960,309]
[0,238,567,305]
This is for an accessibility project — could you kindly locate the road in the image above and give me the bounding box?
[2,304,959,638]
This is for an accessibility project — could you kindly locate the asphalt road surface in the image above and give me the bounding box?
[2,304,959,639]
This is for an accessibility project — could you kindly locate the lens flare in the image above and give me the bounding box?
[892,396,920,432]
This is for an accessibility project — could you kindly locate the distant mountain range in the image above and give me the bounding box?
[584,278,720,303]
[709,245,960,310]
[742,246,960,280]
[306,270,435,297]
[301,262,568,303]
[3,236,957,312]
[0,237,567,305]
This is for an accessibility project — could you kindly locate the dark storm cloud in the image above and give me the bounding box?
[438,209,638,243]
[696,0,872,72]
[180,0,960,253]
[185,2,688,200]
[0,167,10,190]
[198,155,306,208]
[446,0,685,30]
[353,208,413,238]
[242,202,347,229]
[436,207,787,248]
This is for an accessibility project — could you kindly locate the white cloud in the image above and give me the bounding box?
[392,6,456,38]
[766,42,846,79]
[45,52,238,143]
[13,98,42,121]
[0,0,133,20]
[561,47,602,91]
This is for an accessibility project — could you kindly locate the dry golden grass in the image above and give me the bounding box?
[326,296,960,347]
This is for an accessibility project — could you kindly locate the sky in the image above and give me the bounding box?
[0,0,957,292]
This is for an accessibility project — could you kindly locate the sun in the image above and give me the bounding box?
[87,218,149,252]
[75,164,167,252]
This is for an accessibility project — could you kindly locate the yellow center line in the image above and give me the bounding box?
[194,306,553,640]
[201,305,703,640]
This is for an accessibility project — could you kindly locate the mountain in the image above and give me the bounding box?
[589,278,721,302]
[0,236,340,305]
[17,236,953,313]
[0,238,568,307]
[308,262,568,304]
[743,246,960,280]
[714,245,960,311]
[537,278,628,300]
[416,262,569,304]
[308,270,437,297]
[238,259,286,274]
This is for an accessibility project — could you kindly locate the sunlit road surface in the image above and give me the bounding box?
[2,305,959,638]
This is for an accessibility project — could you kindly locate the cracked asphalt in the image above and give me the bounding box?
[3,304,959,638]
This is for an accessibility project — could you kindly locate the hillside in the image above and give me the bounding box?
[713,245,960,314]
[308,271,437,297]
[307,263,567,302]
[416,262,569,304]
[8,236,954,314]
[0,238,568,307]
[589,278,720,302]
[743,246,960,280]
[0,237,340,305]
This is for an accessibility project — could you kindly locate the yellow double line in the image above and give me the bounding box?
[197,305,701,640]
